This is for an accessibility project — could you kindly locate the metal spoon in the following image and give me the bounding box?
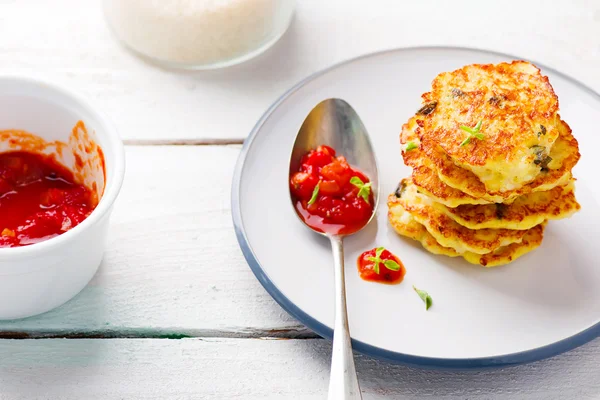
[288,98,379,400]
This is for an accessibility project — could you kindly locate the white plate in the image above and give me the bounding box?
[232,47,600,368]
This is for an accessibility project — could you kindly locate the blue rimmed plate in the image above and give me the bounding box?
[232,47,600,368]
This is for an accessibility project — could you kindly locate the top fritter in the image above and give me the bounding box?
[418,61,560,193]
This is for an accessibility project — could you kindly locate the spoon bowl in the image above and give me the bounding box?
[288,98,379,400]
[289,98,380,236]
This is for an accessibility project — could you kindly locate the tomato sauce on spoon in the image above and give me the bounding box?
[289,145,374,235]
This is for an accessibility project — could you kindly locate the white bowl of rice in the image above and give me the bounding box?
[103,0,296,70]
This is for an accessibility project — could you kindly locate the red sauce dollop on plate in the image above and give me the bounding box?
[0,151,96,248]
[357,247,405,284]
[290,145,374,235]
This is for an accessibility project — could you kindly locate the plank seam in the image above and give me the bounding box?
[0,328,321,340]
[123,139,244,146]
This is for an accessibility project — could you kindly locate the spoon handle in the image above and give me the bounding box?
[327,236,363,400]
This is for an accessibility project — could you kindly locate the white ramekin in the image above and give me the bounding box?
[0,76,125,320]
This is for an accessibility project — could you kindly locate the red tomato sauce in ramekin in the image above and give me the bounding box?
[0,151,96,248]
[0,121,104,248]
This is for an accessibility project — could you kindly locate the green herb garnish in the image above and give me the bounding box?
[405,141,418,152]
[350,176,372,204]
[459,120,484,147]
[308,182,320,206]
[367,247,400,275]
[413,286,433,310]
[383,259,401,271]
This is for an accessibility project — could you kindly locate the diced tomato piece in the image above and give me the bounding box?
[320,157,352,187]
[303,152,334,171]
[318,180,341,195]
[310,190,370,225]
[315,145,335,157]
[290,172,319,200]
[346,195,372,222]
[1,228,15,238]
[311,196,345,219]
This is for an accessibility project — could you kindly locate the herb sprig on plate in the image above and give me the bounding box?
[413,286,433,310]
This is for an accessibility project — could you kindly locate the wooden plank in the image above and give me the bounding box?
[0,0,599,141]
[1,338,600,399]
[0,146,311,336]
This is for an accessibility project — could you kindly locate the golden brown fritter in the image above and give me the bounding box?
[387,193,545,267]
[418,61,560,192]
[463,224,545,267]
[434,181,580,230]
[400,115,579,204]
[390,180,528,254]
[401,115,498,206]
[410,165,491,207]
[390,61,580,267]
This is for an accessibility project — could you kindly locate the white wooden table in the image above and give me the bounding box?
[1,1,600,398]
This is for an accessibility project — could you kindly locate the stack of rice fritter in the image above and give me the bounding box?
[388,61,581,267]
